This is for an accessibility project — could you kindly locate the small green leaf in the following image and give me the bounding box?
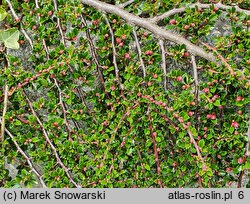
[214,99,220,106]
[145,164,150,171]
[155,137,161,142]
[198,139,205,148]
[229,126,234,134]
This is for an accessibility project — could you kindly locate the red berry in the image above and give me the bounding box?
[211,114,216,120]
[48,10,53,16]
[120,141,125,148]
[218,105,223,109]
[169,19,177,25]
[53,122,59,127]
[190,23,195,27]
[125,53,130,59]
[145,50,153,56]
[116,38,122,43]
[118,42,124,47]
[32,25,37,30]
[111,86,115,91]
[172,162,177,167]
[59,50,64,54]
[176,76,182,82]
[184,25,190,30]
[147,81,152,86]
[112,19,117,23]
[231,121,239,128]
[19,40,25,45]
[93,20,98,26]
[152,132,157,137]
[15,18,21,23]
[190,101,195,106]
[207,114,211,119]
[121,34,126,40]
[178,117,184,123]
[143,32,148,37]
[188,111,194,116]
[237,157,244,164]
[203,88,209,93]
[183,52,189,58]
[213,7,219,12]
[236,96,243,101]
[104,33,109,38]
[102,121,108,126]
[153,74,158,79]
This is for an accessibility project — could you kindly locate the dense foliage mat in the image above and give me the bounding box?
[0,0,249,187]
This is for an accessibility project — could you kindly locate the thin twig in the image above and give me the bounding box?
[81,0,216,62]
[150,2,250,23]
[201,42,236,76]
[33,0,50,59]
[191,55,198,100]
[5,0,33,48]
[34,0,39,9]
[148,114,163,188]
[158,39,167,91]
[80,14,105,89]
[132,28,146,78]
[101,103,139,165]
[52,0,66,46]
[191,55,199,130]
[24,93,80,188]
[247,119,250,157]
[118,0,135,8]
[103,14,125,98]
[0,54,8,147]
[75,86,98,124]
[237,118,250,187]
[0,119,47,188]
[0,84,8,147]
[53,78,72,141]
[187,129,207,171]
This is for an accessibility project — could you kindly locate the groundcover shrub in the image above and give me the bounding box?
[0,0,249,188]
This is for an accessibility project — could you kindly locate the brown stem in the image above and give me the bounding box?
[132,28,146,78]
[118,0,135,8]
[158,39,167,91]
[25,93,80,188]
[150,2,250,23]
[52,0,66,46]
[81,0,216,62]
[80,14,105,90]
[0,120,47,188]
[148,114,163,188]
[53,78,72,141]
[103,14,126,99]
